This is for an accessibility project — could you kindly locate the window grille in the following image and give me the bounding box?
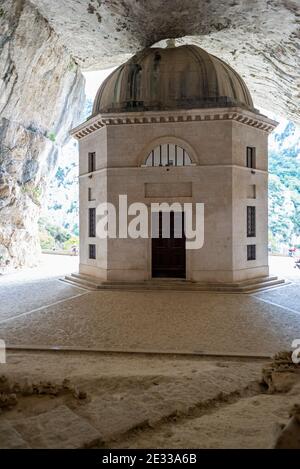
[145,144,192,167]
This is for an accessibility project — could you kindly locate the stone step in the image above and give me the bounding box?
[71,272,193,286]
[71,272,102,283]
[64,275,98,291]
[71,273,279,288]
[62,273,287,294]
[97,277,285,292]
[238,278,286,293]
[198,276,278,288]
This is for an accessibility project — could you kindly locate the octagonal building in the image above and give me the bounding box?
[71,43,279,290]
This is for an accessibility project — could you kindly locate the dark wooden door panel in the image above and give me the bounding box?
[152,212,186,278]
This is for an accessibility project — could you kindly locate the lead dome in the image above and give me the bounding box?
[93,44,254,115]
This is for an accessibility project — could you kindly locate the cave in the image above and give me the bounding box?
[0,0,300,452]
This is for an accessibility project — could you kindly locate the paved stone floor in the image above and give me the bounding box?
[0,254,83,321]
[0,255,299,355]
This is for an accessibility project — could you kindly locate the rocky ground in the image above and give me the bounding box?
[0,351,299,448]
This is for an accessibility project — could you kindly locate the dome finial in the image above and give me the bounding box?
[166,38,176,48]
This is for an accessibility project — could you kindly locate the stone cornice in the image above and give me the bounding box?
[71,107,278,140]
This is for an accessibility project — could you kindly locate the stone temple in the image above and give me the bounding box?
[71,42,281,289]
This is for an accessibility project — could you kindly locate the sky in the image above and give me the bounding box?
[83,69,116,101]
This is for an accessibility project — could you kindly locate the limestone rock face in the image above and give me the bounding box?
[0,0,85,270]
[31,0,300,123]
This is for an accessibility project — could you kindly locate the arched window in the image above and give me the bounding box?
[145,144,192,167]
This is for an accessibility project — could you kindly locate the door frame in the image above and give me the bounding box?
[145,204,192,281]
[149,210,190,280]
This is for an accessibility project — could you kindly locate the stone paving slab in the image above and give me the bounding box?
[0,420,29,449]
[13,405,101,449]
[77,363,261,441]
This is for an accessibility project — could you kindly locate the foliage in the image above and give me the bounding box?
[39,231,55,250]
[68,60,76,72]
[72,223,79,237]
[63,236,79,251]
[47,131,56,142]
[21,184,42,206]
[39,218,72,250]
[268,120,300,249]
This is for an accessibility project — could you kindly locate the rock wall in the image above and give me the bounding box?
[0,0,85,270]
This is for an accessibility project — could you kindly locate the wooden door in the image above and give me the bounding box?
[152,212,186,278]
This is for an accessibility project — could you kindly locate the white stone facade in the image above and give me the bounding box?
[72,107,276,284]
